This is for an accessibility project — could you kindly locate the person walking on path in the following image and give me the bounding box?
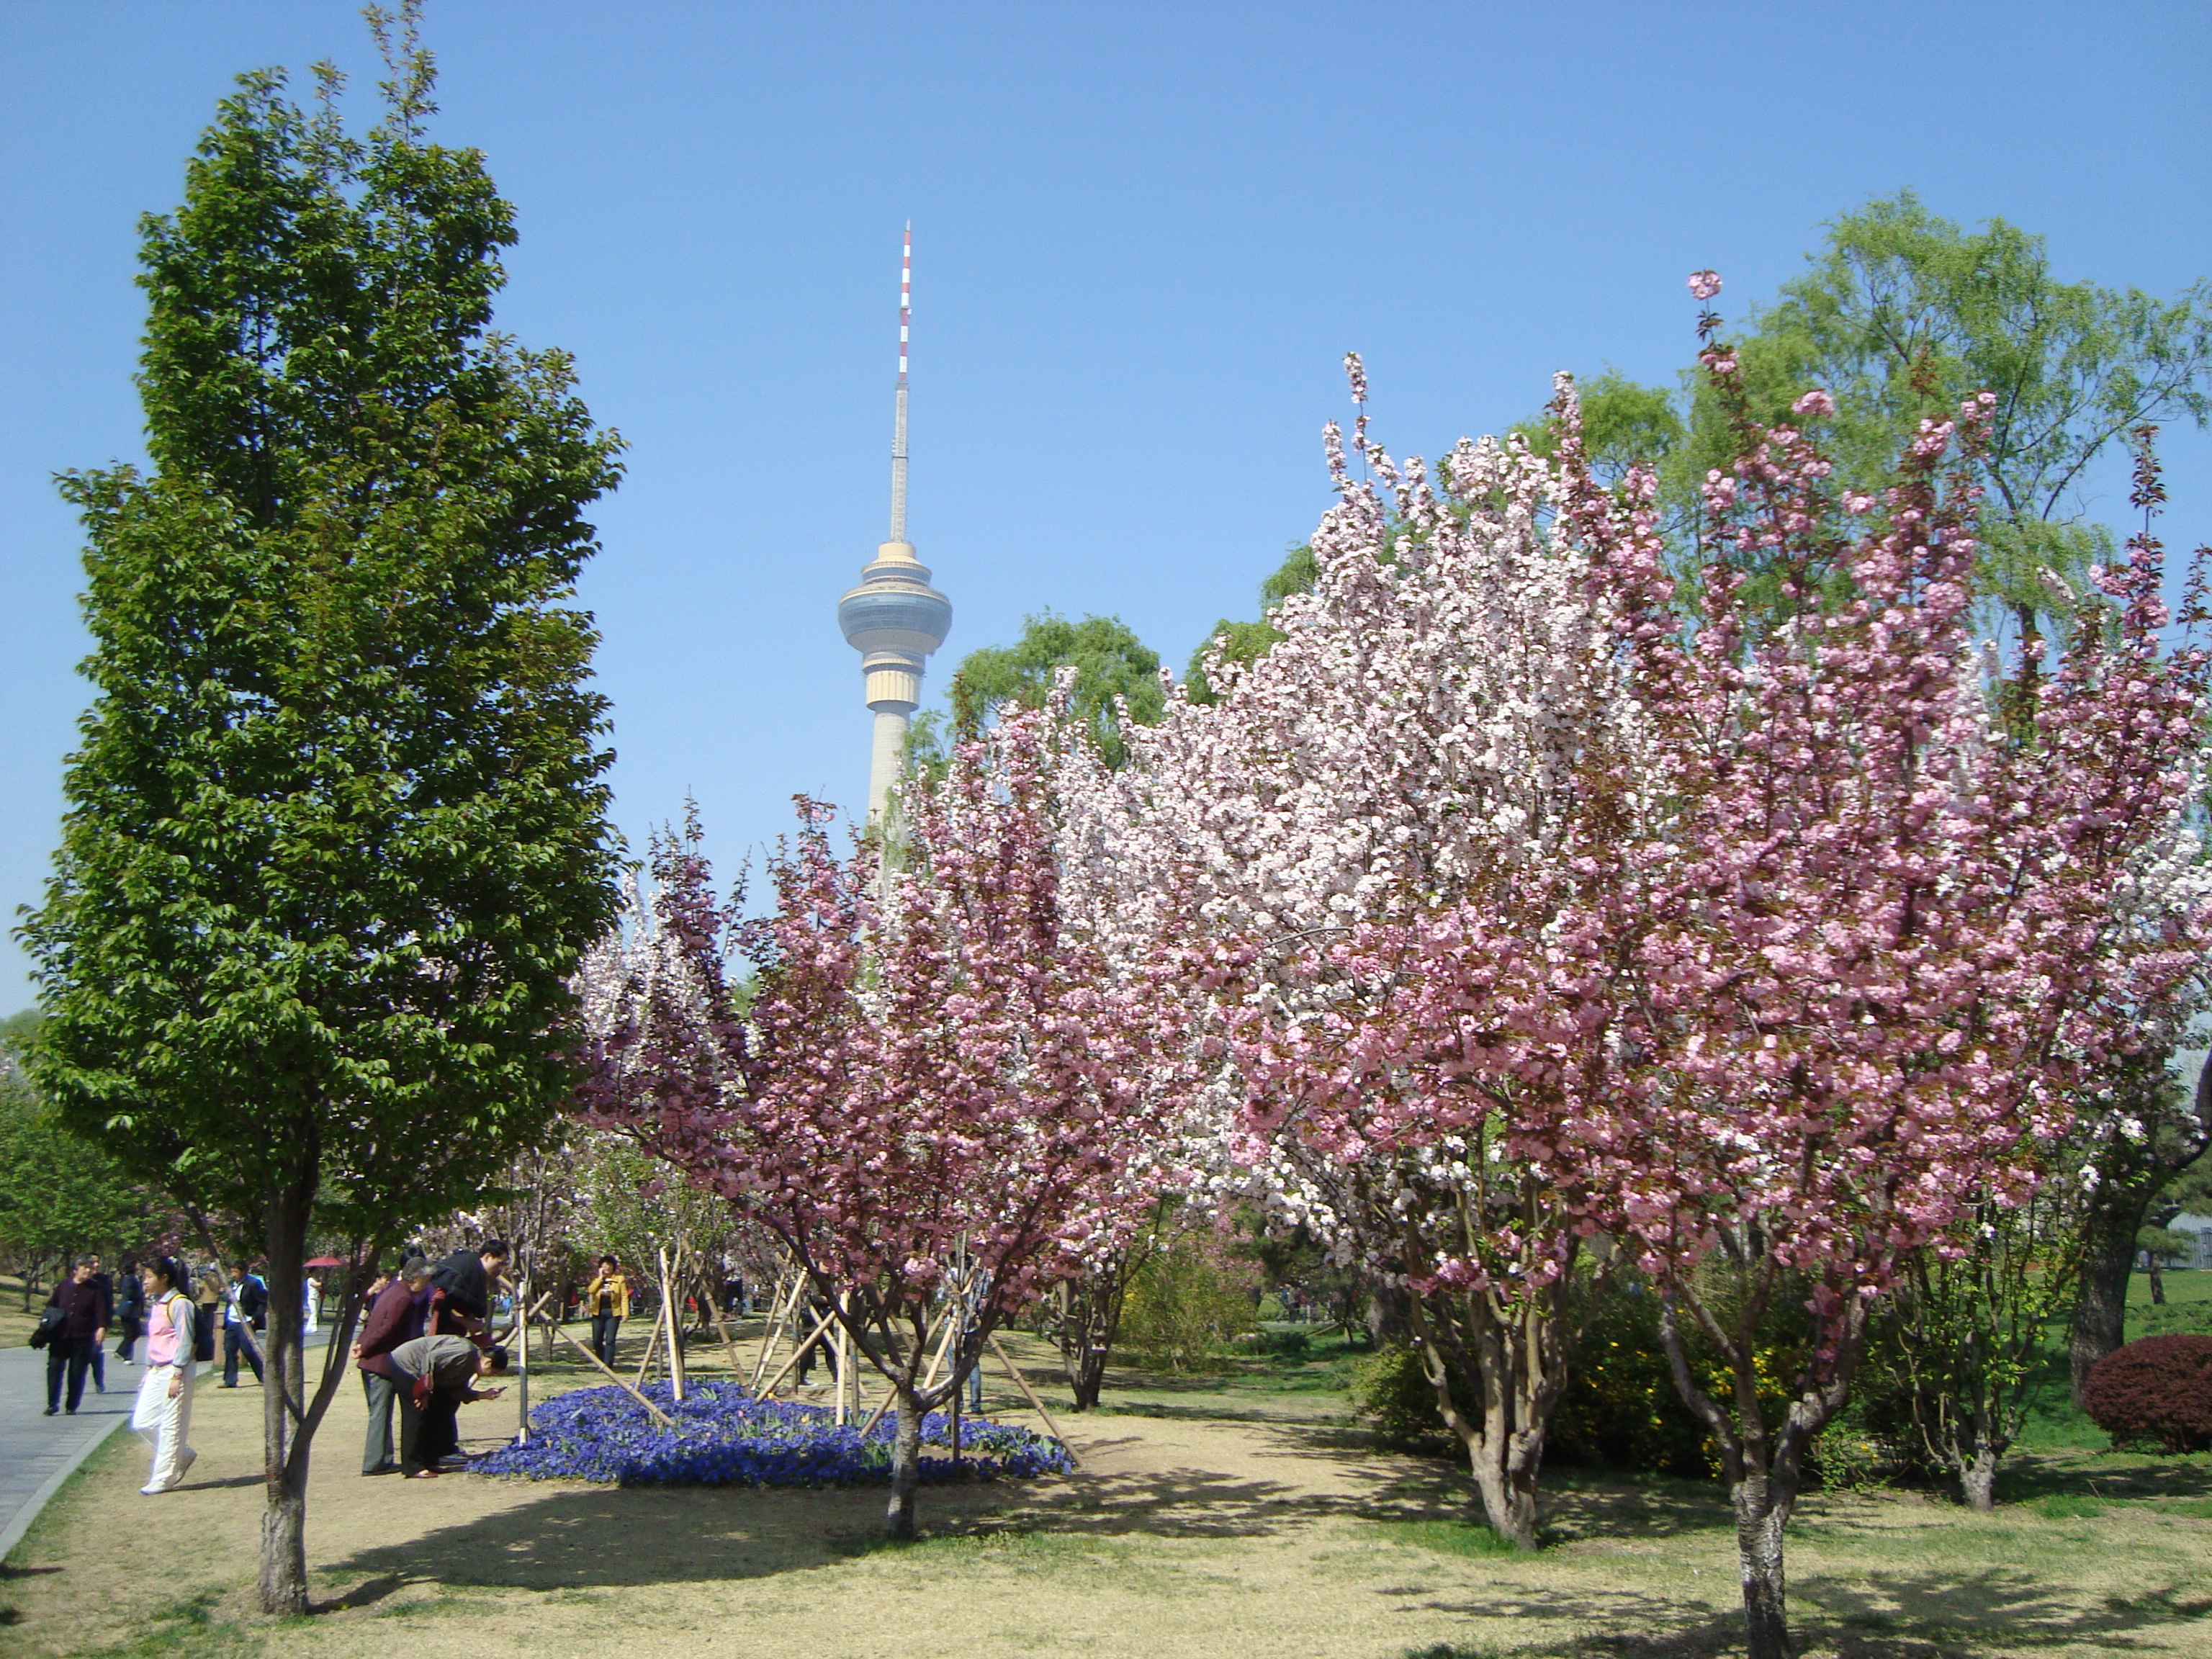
[130,1256,197,1494]
[384,1335,506,1478]
[82,1255,114,1395]
[219,1262,266,1388]
[41,1257,109,1416]
[354,1258,435,1475]
[584,1255,629,1368]
[113,1254,146,1363]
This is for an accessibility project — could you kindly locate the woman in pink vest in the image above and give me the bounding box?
[130,1256,198,1494]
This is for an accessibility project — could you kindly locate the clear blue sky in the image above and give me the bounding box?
[4,1,2208,1008]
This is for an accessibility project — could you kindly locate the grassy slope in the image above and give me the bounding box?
[2018,1268,2212,1451]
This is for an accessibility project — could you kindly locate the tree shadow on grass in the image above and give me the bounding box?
[322,1459,1409,1596]
[1992,1451,2212,1506]
[1393,1570,2212,1659]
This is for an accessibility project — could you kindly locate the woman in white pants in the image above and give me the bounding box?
[132,1256,198,1495]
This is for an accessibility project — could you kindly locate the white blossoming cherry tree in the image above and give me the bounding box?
[1087,366,1667,1551]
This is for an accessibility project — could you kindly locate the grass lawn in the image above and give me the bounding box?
[0,1275,53,1349]
[1,1302,2208,1659]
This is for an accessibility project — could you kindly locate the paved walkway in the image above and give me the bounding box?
[1,1327,331,1561]
[0,1339,143,1560]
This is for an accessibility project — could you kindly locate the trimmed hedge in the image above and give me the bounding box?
[2082,1334,2212,1454]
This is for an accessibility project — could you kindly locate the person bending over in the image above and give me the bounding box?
[354,1256,436,1475]
[385,1336,507,1478]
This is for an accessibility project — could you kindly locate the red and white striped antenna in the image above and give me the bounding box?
[889,223,912,542]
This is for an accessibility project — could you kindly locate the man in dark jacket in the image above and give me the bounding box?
[428,1239,510,1336]
[220,1262,267,1388]
[383,1335,507,1477]
[42,1257,109,1416]
[355,1258,436,1475]
[83,1254,114,1393]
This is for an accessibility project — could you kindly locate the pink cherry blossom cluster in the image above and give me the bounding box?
[1074,320,2210,1565]
[575,699,1188,1408]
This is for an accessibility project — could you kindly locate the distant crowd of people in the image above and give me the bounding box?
[31,1238,771,1494]
[32,1241,518,1494]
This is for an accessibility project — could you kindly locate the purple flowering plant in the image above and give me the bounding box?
[476,1380,1074,1486]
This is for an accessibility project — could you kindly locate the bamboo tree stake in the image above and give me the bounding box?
[543,1318,675,1426]
[988,1332,1078,1465]
[659,1246,687,1403]
[749,1270,804,1391]
[919,1305,960,1391]
[631,1306,663,1391]
[516,1274,531,1443]
[757,1309,836,1397]
[679,1236,745,1377]
[835,1293,850,1425]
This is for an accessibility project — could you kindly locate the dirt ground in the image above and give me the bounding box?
[3,1332,2209,1659]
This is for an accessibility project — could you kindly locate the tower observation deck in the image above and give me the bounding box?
[837,225,951,819]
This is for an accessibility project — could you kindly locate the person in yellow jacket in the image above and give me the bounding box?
[584,1256,630,1367]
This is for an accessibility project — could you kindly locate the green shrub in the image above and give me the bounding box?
[1547,1284,1712,1478]
[1347,1272,1857,1483]
[1349,1343,1459,1444]
[1252,1326,1311,1360]
[1118,1229,1258,1371]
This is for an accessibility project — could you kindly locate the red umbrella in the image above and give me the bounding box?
[304,1256,346,1268]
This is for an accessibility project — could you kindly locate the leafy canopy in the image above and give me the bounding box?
[19,42,624,1255]
[1519,193,2212,637]
[912,610,1164,769]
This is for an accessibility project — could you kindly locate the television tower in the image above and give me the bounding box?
[837,225,952,820]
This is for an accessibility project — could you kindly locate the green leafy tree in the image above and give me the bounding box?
[1696,195,2210,634]
[2139,1155,2212,1305]
[1515,194,2211,639]
[16,9,621,1613]
[1512,370,1689,489]
[1882,1182,2091,1510]
[1185,544,1315,704]
[0,1065,163,1308]
[910,610,1164,769]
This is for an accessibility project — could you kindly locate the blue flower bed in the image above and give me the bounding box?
[476,1379,1074,1487]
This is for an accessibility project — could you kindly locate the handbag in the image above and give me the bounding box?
[30,1303,66,1350]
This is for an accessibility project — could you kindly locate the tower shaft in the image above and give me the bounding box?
[838,225,949,821]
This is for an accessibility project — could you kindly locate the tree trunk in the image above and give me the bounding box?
[1069,1349,1105,1411]
[1466,1443,1539,1551]
[1409,1287,1559,1554]
[258,1468,308,1615]
[1959,1447,1999,1513]
[884,1385,924,1541]
[2069,1202,2143,1409]
[2146,1252,2165,1305]
[1732,1475,1793,1659]
[260,1181,312,1615]
[1056,1280,1111,1412]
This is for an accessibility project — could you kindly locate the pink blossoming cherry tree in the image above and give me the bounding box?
[579,703,1179,1538]
[1547,290,2212,1658]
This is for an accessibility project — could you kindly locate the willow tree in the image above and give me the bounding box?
[19,9,621,1614]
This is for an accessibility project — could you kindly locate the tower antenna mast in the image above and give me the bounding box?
[891,222,910,542]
